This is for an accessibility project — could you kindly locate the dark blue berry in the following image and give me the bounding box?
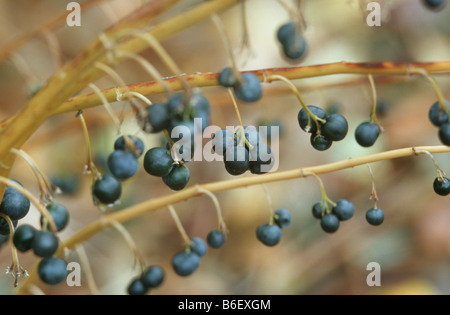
[190,92,211,118]
[256,223,282,246]
[38,257,68,285]
[144,103,170,133]
[218,67,238,87]
[332,199,355,221]
[51,173,80,195]
[366,208,385,226]
[429,101,449,127]
[223,145,250,176]
[127,278,147,295]
[439,123,450,146]
[422,0,447,10]
[162,164,190,191]
[13,224,36,252]
[167,92,185,118]
[277,22,297,45]
[312,202,326,219]
[249,142,274,174]
[282,34,307,60]
[172,251,201,277]
[32,231,59,258]
[433,177,450,196]
[355,122,380,147]
[0,217,17,235]
[143,147,174,177]
[190,237,207,257]
[141,265,165,289]
[107,150,139,180]
[298,106,327,134]
[0,185,31,220]
[41,202,69,232]
[212,129,235,155]
[310,134,333,151]
[114,135,145,158]
[233,73,262,103]
[274,209,291,229]
[322,114,349,141]
[320,213,340,233]
[92,174,122,205]
[207,229,225,249]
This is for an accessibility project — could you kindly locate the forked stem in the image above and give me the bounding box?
[302,171,335,214]
[267,74,324,133]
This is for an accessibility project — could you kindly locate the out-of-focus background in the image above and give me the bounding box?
[0,0,449,295]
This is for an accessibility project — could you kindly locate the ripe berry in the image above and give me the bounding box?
[190,237,207,257]
[92,174,122,205]
[249,143,274,174]
[429,101,449,127]
[282,34,307,60]
[143,147,174,177]
[207,229,225,249]
[114,135,145,158]
[256,223,282,246]
[38,257,68,285]
[277,22,297,45]
[321,114,349,141]
[224,145,250,176]
[107,150,139,180]
[355,122,380,147]
[32,231,59,258]
[422,0,447,10]
[218,67,237,88]
[433,176,450,196]
[127,278,147,295]
[51,173,80,195]
[320,213,340,233]
[273,209,291,229]
[310,134,333,151]
[298,106,327,134]
[141,265,165,289]
[365,208,385,226]
[172,251,201,277]
[212,129,235,155]
[277,22,307,60]
[233,73,262,103]
[41,202,69,232]
[332,199,355,221]
[438,123,450,146]
[0,217,17,235]
[0,184,31,220]
[312,202,326,219]
[144,103,170,133]
[162,164,190,191]
[13,224,36,252]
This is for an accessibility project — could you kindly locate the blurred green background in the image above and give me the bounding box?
[0,0,449,295]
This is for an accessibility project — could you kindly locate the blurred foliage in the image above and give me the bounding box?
[0,0,449,295]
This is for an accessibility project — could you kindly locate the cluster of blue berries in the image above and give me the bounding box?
[2,182,71,285]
